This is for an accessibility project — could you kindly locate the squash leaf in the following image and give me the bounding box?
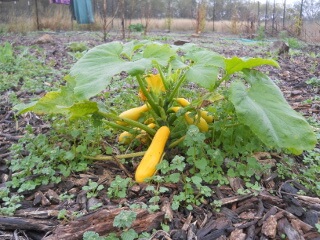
[67,101,99,120]
[225,57,280,76]
[70,41,175,99]
[229,70,316,154]
[14,76,78,115]
[185,50,225,90]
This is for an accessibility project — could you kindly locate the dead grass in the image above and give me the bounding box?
[301,21,320,42]
[2,5,319,42]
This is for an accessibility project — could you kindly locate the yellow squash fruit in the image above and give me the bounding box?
[144,117,155,125]
[135,123,157,145]
[169,106,181,113]
[117,104,149,126]
[176,97,214,123]
[135,133,150,145]
[118,131,134,145]
[118,123,156,145]
[170,106,208,132]
[175,98,190,107]
[135,126,170,183]
[200,111,214,123]
[184,112,209,132]
[145,74,165,93]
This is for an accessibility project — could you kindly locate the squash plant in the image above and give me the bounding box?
[15,40,317,181]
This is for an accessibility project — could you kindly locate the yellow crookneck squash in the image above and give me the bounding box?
[117,104,149,126]
[175,98,214,123]
[135,126,170,183]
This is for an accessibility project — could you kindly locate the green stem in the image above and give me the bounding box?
[155,62,169,91]
[97,111,156,136]
[103,120,136,132]
[216,74,230,89]
[168,135,186,148]
[136,74,161,116]
[167,72,186,105]
[225,123,240,128]
[85,151,146,161]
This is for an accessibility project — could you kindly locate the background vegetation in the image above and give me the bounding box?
[0,0,320,42]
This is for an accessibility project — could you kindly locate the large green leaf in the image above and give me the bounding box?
[14,76,78,115]
[229,70,316,154]
[70,41,175,99]
[185,50,225,90]
[67,101,99,120]
[185,65,220,90]
[225,57,280,76]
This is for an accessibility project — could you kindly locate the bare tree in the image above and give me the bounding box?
[297,0,304,36]
[142,0,152,35]
[120,0,125,39]
[103,0,108,41]
[195,0,208,34]
[283,0,286,29]
[166,0,172,32]
[303,0,320,19]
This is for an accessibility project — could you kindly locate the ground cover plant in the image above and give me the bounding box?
[0,32,319,239]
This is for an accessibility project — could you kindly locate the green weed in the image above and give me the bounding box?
[0,42,59,93]
[6,119,107,193]
[107,176,131,199]
[255,26,266,41]
[306,77,320,87]
[128,23,144,32]
[68,42,88,52]
[0,188,22,216]
[82,179,104,198]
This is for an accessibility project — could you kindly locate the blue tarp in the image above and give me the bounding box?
[71,0,94,24]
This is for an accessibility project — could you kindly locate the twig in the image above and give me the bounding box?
[85,151,146,161]
[0,133,23,141]
[85,152,146,178]
[114,157,133,178]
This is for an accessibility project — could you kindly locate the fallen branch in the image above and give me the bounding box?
[43,207,164,240]
[0,216,58,232]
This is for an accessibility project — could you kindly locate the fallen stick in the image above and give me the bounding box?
[43,207,164,240]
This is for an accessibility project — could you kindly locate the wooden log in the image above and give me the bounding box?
[43,207,164,240]
[0,216,58,232]
[277,217,305,240]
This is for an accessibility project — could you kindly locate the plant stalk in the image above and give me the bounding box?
[85,151,146,161]
[167,72,186,105]
[155,62,169,91]
[97,111,156,136]
[136,74,161,116]
[168,135,186,148]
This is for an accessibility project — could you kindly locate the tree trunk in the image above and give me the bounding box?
[265,0,268,31]
[35,0,40,30]
[143,0,151,36]
[212,0,215,32]
[103,0,107,42]
[120,0,125,39]
[272,0,276,35]
[282,0,286,29]
[297,0,304,36]
[257,1,260,28]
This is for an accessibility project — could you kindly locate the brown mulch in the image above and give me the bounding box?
[0,31,320,240]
